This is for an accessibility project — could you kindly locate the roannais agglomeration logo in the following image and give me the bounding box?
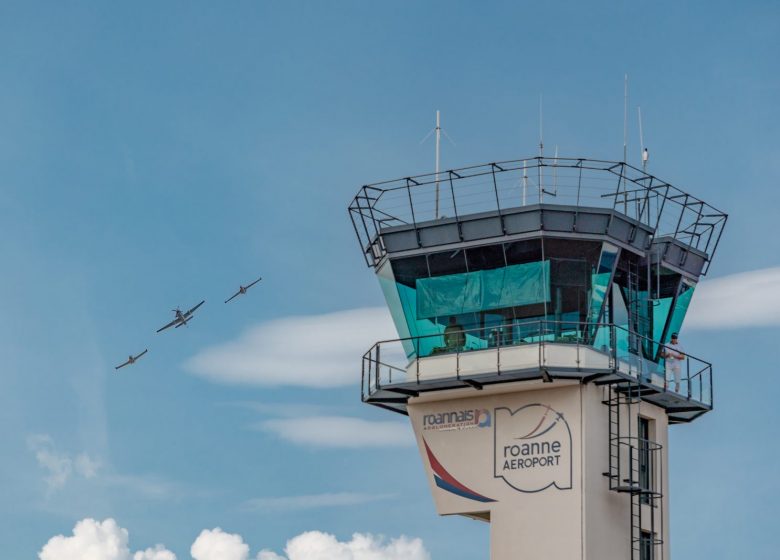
[423,408,492,431]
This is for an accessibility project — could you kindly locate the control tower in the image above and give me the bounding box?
[349,158,726,560]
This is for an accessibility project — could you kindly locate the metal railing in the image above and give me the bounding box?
[361,320,713,408]
[349,158,727,273]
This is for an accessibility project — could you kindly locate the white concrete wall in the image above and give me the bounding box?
[407,378,670,560]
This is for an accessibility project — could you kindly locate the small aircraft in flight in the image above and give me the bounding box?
[115,349,148,371]
[156,300,206,332]
[224,276,262,304]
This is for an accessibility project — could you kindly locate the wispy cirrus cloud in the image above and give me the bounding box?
[184,307,398,388]
[686,267,780,330]
[242,492,394,512]
[255,416,414,448]
[27,434,100,492]
[27,434,181,501]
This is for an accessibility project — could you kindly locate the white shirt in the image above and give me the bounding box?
[665,343,684,363]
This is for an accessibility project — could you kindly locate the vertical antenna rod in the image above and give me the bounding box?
[538,94,544,202]
[435,110,441,219]
[539,94,544,158]
[638,106,649,172]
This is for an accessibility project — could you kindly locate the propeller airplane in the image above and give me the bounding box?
[156,300,205,332]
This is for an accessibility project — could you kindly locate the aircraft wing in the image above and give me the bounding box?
[133,349,148,361]
[115,359,131,370]
[184,300,205,318]
[246,276,262,290]
[156,318,179,333]
[224,290,241,304]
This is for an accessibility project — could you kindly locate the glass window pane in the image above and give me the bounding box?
[587,243,619,328]
[666,280,696,342]
[385,256,443,358]
[465,243,506,271]
[428,249,467,277]
[504,238,542,265]
[545,238,601,338]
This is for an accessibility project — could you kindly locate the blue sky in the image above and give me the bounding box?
[1,1,778,558]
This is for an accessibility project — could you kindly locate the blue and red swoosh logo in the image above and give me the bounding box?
[424,439,495,503]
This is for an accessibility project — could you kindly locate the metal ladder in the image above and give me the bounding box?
[603,381,664,560]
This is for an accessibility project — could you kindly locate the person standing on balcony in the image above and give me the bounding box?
[662,333,685,393]
[444,316,466,352]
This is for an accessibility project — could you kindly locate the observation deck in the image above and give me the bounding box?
[350,157,726,425]
[361,320,713,424]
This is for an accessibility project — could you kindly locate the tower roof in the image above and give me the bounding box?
[349,157,727,274]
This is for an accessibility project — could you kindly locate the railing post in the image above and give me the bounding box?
[710,365,714,407]
[496,328,501,375]
[538,321,543,371]
[576,337,581,370]
[687,358,691,400]
[375,344,381,390]
[610,324,617,370]
[361,356,365,400]
[415,337,420,383]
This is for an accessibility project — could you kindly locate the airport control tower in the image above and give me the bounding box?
[349,158,726,560]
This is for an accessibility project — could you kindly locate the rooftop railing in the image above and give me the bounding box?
[349,158,727,273]
[361,320,712,409]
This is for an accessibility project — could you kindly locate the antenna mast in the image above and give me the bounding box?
[638,106,649,172]
[539,94,544,158]
[435,110,441,219]
[539,94,544,201]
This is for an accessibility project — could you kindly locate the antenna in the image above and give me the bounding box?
[435,110,441,218]
[552,145,559,196]
[638,106,649,172]
[539,94,544,158]
[538,94,544,201]
[522,159,528,206]
[420,110,455,219]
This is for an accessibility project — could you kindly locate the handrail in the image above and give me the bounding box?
[361,320,713,410]
[363,319,711,370]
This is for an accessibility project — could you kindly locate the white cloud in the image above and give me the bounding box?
[38,518,176,560]
[27,434,74,491]
[242,492,394,512]
[257,552,286,560]
[75,453,102,479]
[27,434,177,500]
[102,473,179,500]
[256,416,414,448]
[40,520,429,560]
[134,545,177,560]
[39,518,130,560]
[191,528,249,560]
[686,267,780,330]
[257,531,430,560]
[184,307,398,388]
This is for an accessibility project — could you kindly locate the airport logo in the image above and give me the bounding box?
[422,408,491,431]
[493,404,573,493]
